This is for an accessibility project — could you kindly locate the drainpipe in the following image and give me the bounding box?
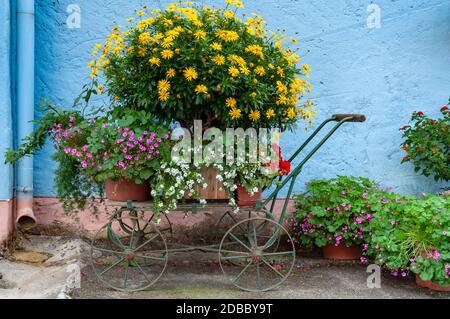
[15,0,36,230]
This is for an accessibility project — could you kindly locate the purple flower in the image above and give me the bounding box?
[433,250,440,261]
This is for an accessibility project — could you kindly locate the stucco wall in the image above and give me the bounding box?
[0,0,14,201]
[33,0,450,197]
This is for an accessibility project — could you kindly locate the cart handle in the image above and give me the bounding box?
[331,114,366,122]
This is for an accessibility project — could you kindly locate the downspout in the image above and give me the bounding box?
[15,0,36,229]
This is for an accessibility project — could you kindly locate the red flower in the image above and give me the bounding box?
[416,111,424,116]
[402,154,409,161]
[403,145,409,151]
[400,125,409,131]
[279,159,291,176]
[441,106,449,112]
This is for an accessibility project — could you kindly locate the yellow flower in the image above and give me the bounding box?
[266,108,275,119]
[126,17,134,22]
[137,10,145,17]
[229,108,242,120]
[254,66,265,76]
[195,84,208,94]
[223,9,235,19]
[290,37,298,44]
[161,49,174,60]
[158,91,170,102]
[276,81,288,95]
[139,32,151,45]
[194,30,206,41]
[287,107,296,119]
[226,97,237,108]
[161,37,174,49]
[91,43,102,56]
[228,66,240,77]
[183,67,198,81]
[250,92,257,98]
[158,79,171,93]
[240,66,250,75]
[90,66,98,78]
[166,68,176,78]
[277,66,284,77]
[149,57,161,66]
[211,42,222,51]
[216,30,239,42]
[245,45,264,59]
[226,0,244,8]
[138,47,147,57]
[212,55,226,66]
[249,110,261,122]
[87,60,95,69]
[97,85,104,94]
[303,64,311,77]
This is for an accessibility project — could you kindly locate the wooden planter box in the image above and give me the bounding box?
[185,167,228,200]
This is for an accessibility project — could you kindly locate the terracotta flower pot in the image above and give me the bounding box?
[416,274,450,292]
[323,243,361,260]
[105,178,151,202]
[236,185,262,206]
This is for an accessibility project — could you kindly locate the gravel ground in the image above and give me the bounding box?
[75,251,449,299]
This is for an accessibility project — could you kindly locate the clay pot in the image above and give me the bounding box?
[105,178,151,202]
[236,185,262,206]
[416,274,450,292]
[323,243,361,260]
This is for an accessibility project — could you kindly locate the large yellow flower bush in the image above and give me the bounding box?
[89,0,315,130]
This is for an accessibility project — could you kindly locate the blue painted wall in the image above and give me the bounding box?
[0,0,14,200]
[31,0,449,196]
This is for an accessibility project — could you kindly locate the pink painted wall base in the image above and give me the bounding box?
[33,197,297,237]
[0,200,14,245]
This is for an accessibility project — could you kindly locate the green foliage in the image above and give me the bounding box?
[368,193,450,286]
[291,176,394,248]
[89,1,314,131]
[400,101,450,182]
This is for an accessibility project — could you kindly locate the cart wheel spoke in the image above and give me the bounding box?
[219,217,295,292]
[99,257,125,276]
[261,257,285,279]
[91,210,168,292]
[231,260,253,283]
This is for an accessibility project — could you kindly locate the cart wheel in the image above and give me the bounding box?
[91,210,168,292]
[117,209,173,238]
[219,217,295,292]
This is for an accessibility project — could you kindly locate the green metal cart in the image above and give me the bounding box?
[90,114,366,292]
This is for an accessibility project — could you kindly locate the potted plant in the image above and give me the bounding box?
[5,105,172,210]
[87,0,314,200]
[400,101,449,182]
[368,193,450,291]
[291,176,391,260]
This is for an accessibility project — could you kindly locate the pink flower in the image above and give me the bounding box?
[433,250,440,261]
[391,220,396,225]
[81,161,87,169]
[101,123,107,129]
[362,192,367,199]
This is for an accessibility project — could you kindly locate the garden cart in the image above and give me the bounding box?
[90,114,366,292]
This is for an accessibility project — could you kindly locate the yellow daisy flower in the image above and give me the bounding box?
[211,42,222,51]
[166,68,176,78]
[159,91,170,102]
[228,66,240,77]
[212,55,226,66]
[158,79,171,93]
[266,108,275,119]
[254,66,265,76]
[148,57,161,66]
[183,67,198,81]
[226,97,237,108]
[139,32,151,45]
[249,110,261,121]
[287,107,296,119]
[161,49,174,60]
[195,84,208,94]
[229,108,242,120]
[194,30,206,41]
